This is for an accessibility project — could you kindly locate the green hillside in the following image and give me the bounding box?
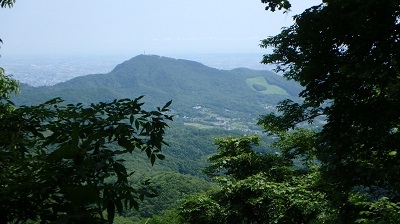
[12,55,302,131]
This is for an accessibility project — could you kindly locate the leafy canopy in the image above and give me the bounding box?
[178,134,335,224]
[0,79,173,223]
[259,0,400,222]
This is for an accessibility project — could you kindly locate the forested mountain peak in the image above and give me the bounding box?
[12,55,302,131]
[111,54,210,74]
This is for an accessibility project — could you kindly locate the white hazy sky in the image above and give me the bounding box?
[0,0,320,56]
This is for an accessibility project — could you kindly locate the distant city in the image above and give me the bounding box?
[0,53,276,87]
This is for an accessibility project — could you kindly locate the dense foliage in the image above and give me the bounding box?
[0,73,173,223]
[176,134,335,224]
[259,0,400,222]
[132,172,213,219]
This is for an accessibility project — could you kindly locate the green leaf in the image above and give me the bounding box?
[156,154,165,160]
[117,137,134,152]
[113,162,127,174]
[388,151,397,156]
[131,199,139,211]
[146,147,152,158]
[48,144,79,161]
[115,198,123,215]
[162,100,172,111]
[107,200,115,224]
[135,119,140,130]
[150,154,156,166]
[65,186,98,204]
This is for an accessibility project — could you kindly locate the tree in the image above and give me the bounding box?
[178,135,335,224]
[260,0,290,12]
[259,0,400,222]
[0,0,14,8]
[0,75,173,223]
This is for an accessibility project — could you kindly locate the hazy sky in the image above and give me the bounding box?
[0,0,321,57]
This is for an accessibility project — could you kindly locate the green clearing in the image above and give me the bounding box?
[184,122,215,129]
[246,76,289,95]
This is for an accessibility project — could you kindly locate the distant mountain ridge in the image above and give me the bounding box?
[12,55,302,129]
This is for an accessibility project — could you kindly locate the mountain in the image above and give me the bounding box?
[8,55,302,220]
[12,55,302,130]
